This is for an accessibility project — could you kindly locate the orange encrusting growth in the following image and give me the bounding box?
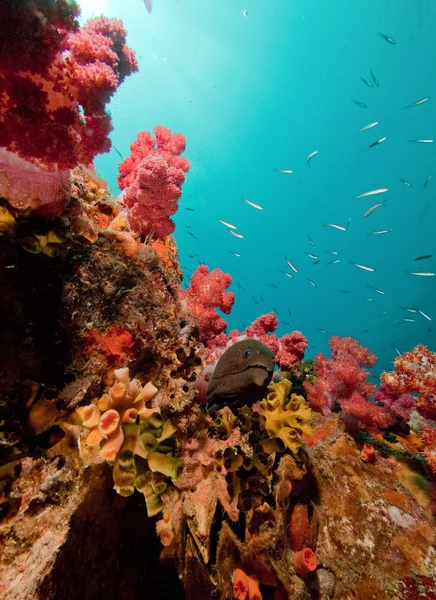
[233,568,263,600]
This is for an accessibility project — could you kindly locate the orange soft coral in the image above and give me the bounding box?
[381,344,436,420]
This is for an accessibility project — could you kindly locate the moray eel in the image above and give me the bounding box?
[206,339,276,412]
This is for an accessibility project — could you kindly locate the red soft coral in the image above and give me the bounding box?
[117,127,190,238]
[204,311,307,371]
[178,265,235,344]
[381,344,436,420]
[0,4,137,175]
[305,336,395,431]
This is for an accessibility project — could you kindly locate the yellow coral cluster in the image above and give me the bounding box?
[76,367,183,515]
[0,205,15,232]
[21,228,66,257]
[259,379,312,454]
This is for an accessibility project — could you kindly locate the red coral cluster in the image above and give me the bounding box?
[305,336,395,430]
[117,127,190,238]
[244,313,307,371]
[177,265,235,344]
[381,344,436,421]
[206,312,307,371]
[82,326,137,367]
[0,2,138,171]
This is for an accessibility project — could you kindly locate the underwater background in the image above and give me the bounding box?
[84,0,435,375]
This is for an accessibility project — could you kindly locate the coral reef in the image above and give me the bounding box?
[0,4,435,600]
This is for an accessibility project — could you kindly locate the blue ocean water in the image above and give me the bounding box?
[85,0,435,376]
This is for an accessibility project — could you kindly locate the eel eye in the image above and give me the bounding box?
[243,348,251,359]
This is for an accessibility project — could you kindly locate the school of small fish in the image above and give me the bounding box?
[180,24,434,358]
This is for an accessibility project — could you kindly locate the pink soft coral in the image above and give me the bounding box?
[177,265,235,345]
[381,344,436,421]
[305,336,395,431]
[117,127,190,238]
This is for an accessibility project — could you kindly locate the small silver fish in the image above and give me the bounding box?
[366,136,387,150]
[352,99,368,108]
[364,202,385,217]
[366,284,385,295]
[307,150,319,166]
[371,71,379,87]
[305,252,319,260]
[347,217,352,228]
[307,279,316,287]
[243,197,264,210]
[308,235,315,246]
[324,223,346,231]
[393,346,401,356]
[399,307,418,313]
[406,271,435,276]
[237,282,244,291]
[378,32,396,44]
[282,321,292,329]
[361,76,373,87]
[424,175,432,188]
[403,97,430,109]
[359,121,379,133]
[339,290,351,294]
[285,256,298,274]
[409,139,434,143]
[328,259,341,265]
[275,169,294,174]
[313,259,320,265]
[378,311,388,316]
[349,261,375,272]
[217,218,237,229]
[356,187,389,199]
[319,328,326,333]
[280,272,294,279]
[368,228,393,235]
[397,177,411,187]
[327,250,339,255]
[414,254,432,261]
[230,230,244,239]
[401,318,416,323]
[418,309,432,321]
[230,251,241,257]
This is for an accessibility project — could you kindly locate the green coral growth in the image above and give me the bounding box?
[259,379,312,454]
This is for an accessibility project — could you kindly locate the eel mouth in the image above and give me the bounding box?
[215,363,273,380]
